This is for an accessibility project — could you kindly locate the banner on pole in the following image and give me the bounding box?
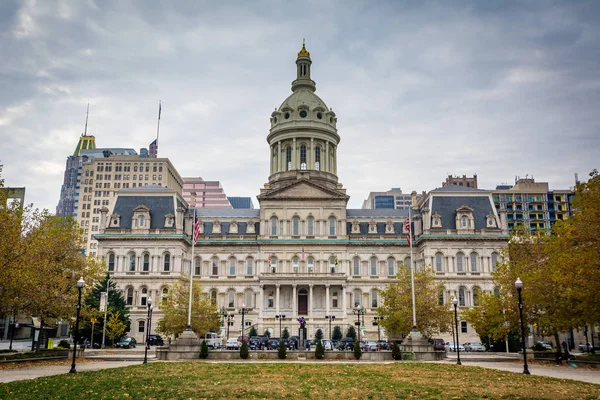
[100,292,108,312]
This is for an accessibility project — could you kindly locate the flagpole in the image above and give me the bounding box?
[186,207,195,330]
[155,100,161,156]
[408,205,417,330]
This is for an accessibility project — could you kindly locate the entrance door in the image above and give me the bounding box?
[298,289,308,315]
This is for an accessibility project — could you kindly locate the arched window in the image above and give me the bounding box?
[108,253,115,271]
[229,258,236,276]
[473,287,481,306]
[329,257,336,273]
[270,257,277,273]
[210,290,217,306]
[307,257,314,273]
[353,257,360,276]
[292,216,300,235]
[194,257,201,275]
[292,257,299,273]
[163,253,171,271]
[126,287,133,305]
[129,253,136,271]
[470,253,478,272]
[371,290,378,308]
[370,257,377,276]
[307,216,314,236]
[246,258,254,275]
[161,288,168,306]
[212,259,219,276]
[138,215,145,227]
[315,146,321,171]
[140,287,148,306]
[404,257,412,270]
[387,258,395,276]
[329,217,336,236]
[228,290,235,308]
[353,289,362,307]
[456,253,464,272]
[438,287,445,305]
[461,216,468,227]
[286,146,292,171]
[270,217,278,236]
[435,253,443,272]
[300,144,307,170]
[245,290,253,308]
[458,287,466,307]
[491,252,499,272]
[143,254,150,271]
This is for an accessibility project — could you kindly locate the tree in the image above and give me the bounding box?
[353,340,362,360]
[379,267,452,338]
[332,326,342,341]
[248,326,258,338]
[314,328,323,341]
[199,340,209,359]
[391,342,401,360]
[156,277,219,338]
[278,339,287,359]
[282,327,290,339]
[105,311,127,344]
[346,326,356,340]
[240,340,249,359]
[315,340,325,359]
[263,329,271,338]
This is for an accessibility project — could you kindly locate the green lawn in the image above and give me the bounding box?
[1,362,599,399]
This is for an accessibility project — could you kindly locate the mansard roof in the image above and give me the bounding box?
[194,209,260,218]
[430,196,499,231]
[347,209,410,218]
[111,196,175,229]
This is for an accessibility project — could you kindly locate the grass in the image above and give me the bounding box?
[1,362,599,399]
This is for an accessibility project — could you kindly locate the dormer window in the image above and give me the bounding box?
[213,220,221,234]
[351,220,360,234]
[486,214,497,228]
[368,220,377,234]
[110,214,120,227]
[461,216,468,227]
[432,213,442,227]
[138,215,145,228]
[456,205,475,233]
[385,221,394,234]
[164,213,175,228]
[230,221,238,234]
[132,205,151,230]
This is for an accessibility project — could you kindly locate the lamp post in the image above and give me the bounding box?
[452,297,461,365]
[239,303,248,342]
[101,277,110,349]
[373,316,384,343]
[226,313,234,340]
[515,278,530,374]
[353,306,366,343]
[143,298,153,364]
[325,315,335,340]
[69,277,85,374]
[275,314,286,338]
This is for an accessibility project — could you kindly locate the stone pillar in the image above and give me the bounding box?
[292,138,297,169]
[276,284,280,314]
[342,285,347,316]
[325,142,329,172]
[308,284,313,317]
[258,285,264,318]
[309,138,314,168]
[325,285,330,315]
[292,284,297,317]
[278,141,282,172]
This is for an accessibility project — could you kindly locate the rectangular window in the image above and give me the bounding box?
[353,259,360,276]
[461,321,468,333]
[212,262,218,276]
[138,320,145,333]
[229,260,236,275]
[246,259,253,275]
[388,259,395,276]
[370,259,377,276]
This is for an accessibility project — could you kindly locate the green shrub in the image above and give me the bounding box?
[402,351,415,360]
[353,340,362,360]
[315,340,325,360]
[391,343,401,360]
[315,329,324,341]
[240,341,249,359]
[278,339,287,359]
[199,340,209,359]
[58,340,71,349]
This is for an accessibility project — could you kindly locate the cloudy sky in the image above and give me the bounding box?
[1,0,599,211]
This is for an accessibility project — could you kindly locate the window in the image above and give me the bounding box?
[307,216,314,236]
[329,257,336,273]
[141,287,148,306]
[370,257,377,276]
[270,217,278,235]
[332,291,338,308]
[458,287,466,306]
[461,321,468,334]
[246,258,253,275]
[315,146,321,170]
[226,291,234,308]
[126,287,133,305]
[143,254,150,271]
[307,257,314,273]
[292,257,299,273]
[456,253,464,272]
[438,287,445,305]
[210,290,217,306]
[286,146,292,170]
[435,253,443,272]
[491,252,499,272]
[108,253,115,271]
[292,216,300,235]
[470,253,478,272]
[329,217,336,236]
[138,215,145,227]
[371,290,378,308]
[270,257,277,273]
[129,253,136,271]
[268,291,274,308]
[163,253,171,271]
[353,257,360,276]
[229,258,236,276]
[461,216,468,227]
[473,287,481,306]
[138,320,145,333]
[300,144,307,170]
[212,260,219,276]
[387,258,395,276]
[245,291,253,307]
[405,257,412,270]
[353,289,361,307]
[195,257,201,276]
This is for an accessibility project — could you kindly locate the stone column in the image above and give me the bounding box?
[258,285,264,318]
[292,284,297,317]
[276,284,280,314]
[308,284,313,317]
[292,138,297,169]
[342,286,347,316]
[310,138,314,168]
[325,285,330,315]
[325,142,329,172]
[278,141,282,172]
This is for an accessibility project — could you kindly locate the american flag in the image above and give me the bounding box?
[301,247,305,259]
[405,217,411,246]
[193,217,200,242]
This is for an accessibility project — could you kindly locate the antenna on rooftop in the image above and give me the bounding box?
[83,103,89,136]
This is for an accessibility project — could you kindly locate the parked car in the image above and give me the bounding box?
[464,342,486,352]
[115,337,137,349]
[377,341,389,351]
[266,338,280,350]
[226,338,241,350]
[364,340,378,351]
[578,342,594,352]
[203,332,221,349]
[322,340,334,351]
[535,341,553,351]
[248,336,264,350]
[433,338,446,351]
[287,336,299,350]
[445,342,464,352]
[147,334,164,346]
[340,338,355,350]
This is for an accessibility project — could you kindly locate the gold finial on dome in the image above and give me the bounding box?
[298,38,310,58]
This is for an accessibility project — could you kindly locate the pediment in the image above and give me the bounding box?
[133,205,150,212]
[258,179,348,200]
[456,205,474,213]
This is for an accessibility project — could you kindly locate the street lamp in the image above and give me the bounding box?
[239,303,248,342]
[325,315,336,341]
[143,298,153,364]
[373,316,384,343]
[515,278,530,374]
[69,277,85,374]
[275,314,286,339]
[225,313,234,340]
[353,306,366,343]
[452,297,461,366]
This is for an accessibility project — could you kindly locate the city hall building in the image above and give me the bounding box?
[95,45,509,343]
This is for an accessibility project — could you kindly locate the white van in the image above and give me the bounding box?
[203,332,221,349]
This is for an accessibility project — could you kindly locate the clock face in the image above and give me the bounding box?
[299,110,308,118]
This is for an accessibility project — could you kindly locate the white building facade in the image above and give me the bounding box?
[95,44,508,344]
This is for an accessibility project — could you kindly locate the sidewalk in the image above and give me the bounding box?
[0,360,140,383]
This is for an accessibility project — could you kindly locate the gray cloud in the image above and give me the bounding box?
[1,0,598,211]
